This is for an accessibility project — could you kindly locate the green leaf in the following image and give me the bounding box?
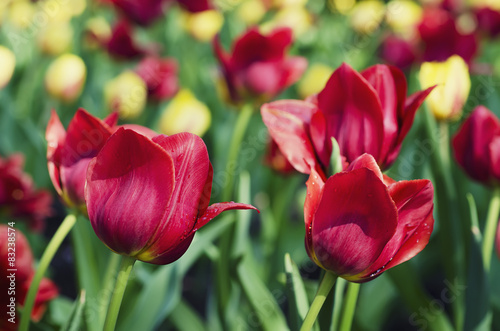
[61,291,86,331]
[329,137,343,176]
[284,253,310,331]
[232,171,252,259]
[236,257,289,331]
[169,300,206,331]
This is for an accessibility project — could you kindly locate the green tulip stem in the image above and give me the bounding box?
[300,272,338,331]
[483,187,500,271]
[338,282,360,331]
[98,252,122,329]
[103,255,136,331]
[19,212,77,331]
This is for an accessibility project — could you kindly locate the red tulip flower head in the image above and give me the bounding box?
[214,27,307,104]
[0,155,52,231]
[107,0,166,26]
[452,106,500,185]
[136,56,179,101]
[261,63,434,176]
[85,129,257,264]
[304,154,434,282]
[0,225,58,330]
[106,20,157,59]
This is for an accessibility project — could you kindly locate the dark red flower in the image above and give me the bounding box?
[261,63,433,176]
[379,35,417,70]
[107,0,166,26]
[177,0,211,13]
[0,155,52,232]
[475,7,500,37]
[0,225,58,330]
[85,129,258,264]
[214,27,307,103]
[417,7,478,64]
[106,20,157,59]
[452,106,500,185]
[304,154,434,282]
[136,57,179,101]
[46,108,156,213]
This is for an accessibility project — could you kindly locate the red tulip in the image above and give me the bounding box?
[261,63,434,176]
[475,7,500,38]
[177,0,211,13]
[46,108,156,213]
[379,35,417,70]
[0,155,52,232]
[136,56,179,101]
[106,20,157,59]
[214,27,307,103]
[107,0,166,26]
[85,128,258,264]
[0,225,58,330]
[304,154,434,282]
[452,106,500,185]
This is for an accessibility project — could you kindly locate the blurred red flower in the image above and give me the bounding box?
[136,57,179,101]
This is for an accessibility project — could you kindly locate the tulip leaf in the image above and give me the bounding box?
[284,253,312,331]
[118,263,181,331]
[169,300,205,331]
[232,171,252,259]
[236,257,289,331]
[329,137,343,176]
[464,193,492,331]
[61,290,86,331]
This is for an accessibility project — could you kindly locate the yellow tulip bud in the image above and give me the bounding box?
[0,46,16,89]
[8,0,36,29]
[38,21,73,55]
[261,6,313,37]
[45,54,86,103]
[386,0,422,36]
[349,1,386,35]
[297,63,333,99]
[104,71,147,119]
[328,0,356,14]
[469,0,500,10]
[159,89,211,137]
[84,16,111,49]
[237,0,266,25]
[419,55,471,121]
[185,10,224,42]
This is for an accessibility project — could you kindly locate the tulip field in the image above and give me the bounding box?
[3,0,500,330]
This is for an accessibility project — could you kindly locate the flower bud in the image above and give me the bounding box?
[84,16,112,49]
[104,71,147,119]
[8,0,36,29]
[349,1,386,35]
[237,0,267,25]
[0,46,15,89]
[184,10,224,42]
[45,54,87,103]
[38,21,74,55]
[386,0,423,37]
[419,55,470,121]
[159,89,211,137]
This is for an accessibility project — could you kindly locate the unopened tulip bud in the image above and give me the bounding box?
[419,55,470,121]
[8,0,36,29]
[237,0,266,25]
[84,16,112,49]
[386,0,423,36]
[159,89,211,137]
[297,63,333,99]
[38,22,73,55]
[104,71,147,119]
[184,10,224,42]
[349,1,386,34]
[261,6,313,37]
[0,46,15,89]
[45,54,86,103]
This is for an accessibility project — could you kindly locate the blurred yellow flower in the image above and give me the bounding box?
[329,0,356,14]
[386,0,422,37]
[84,16,111,49]
[159,89,211,137]
[469,0,500,10]
[184,10,224,42]
[38,21,73,55]
[45,54,86,103]
[237,0,266,25]
[104,71,147,119]
[419,55,471,121]
[349,0,386,35]
[261,6,313,37]
[8,0,36,29]
[297,63,333,99]
[273,0,307,7]
[0,46,16,89]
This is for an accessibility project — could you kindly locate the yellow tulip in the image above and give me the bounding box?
[386,0,422,37]
[45,54,86,103]
[159,89,211,137]
[469,0,500,10]
[419,55,471,121]
[38,21,73,55]
[184,10,224,42]
[104,71,147,119]
[84,16,111,49]
[261,6,313,37]
[8,0,36,29]
[329,0,356,14]
[237,0,266,25]
[349,0,386,35]
[0,46,16,89]
[297,63,333,99]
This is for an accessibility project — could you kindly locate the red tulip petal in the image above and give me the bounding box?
[139,133,211,258]
[195,202,258,231]
[361,179,434,279]
[245,61,282,95]
[197,162,214,216]
[304,165,325,266]
[145,233,195,265]
[213,35,239,102]
[318,63,385,163]
[86,128,175,256]
[280,56,308,88]
[261,100,320,174]
[489,136,500,181]
[61,109,114,205]
[119,124,158,139]
[312,168,398,278]
[345,153,383,181]
[29,277,59,321]
[309,110,330,169]
[45,110,66,195]
[103,112,119,127]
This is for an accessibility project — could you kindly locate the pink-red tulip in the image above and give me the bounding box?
[214,27,307,103]
[46,108,156,212]
[0,155,52,232]
[304,154,434,282]
[475,7,500,37]
[106,0,166,26]
[379,35,417,70]
[106,20,157,59]
[85,129,258,264]
[0,225,58,330]
[452,106,500,185]
[177,0,212,13]
[136,56,179,101]
[261,63,433,176]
